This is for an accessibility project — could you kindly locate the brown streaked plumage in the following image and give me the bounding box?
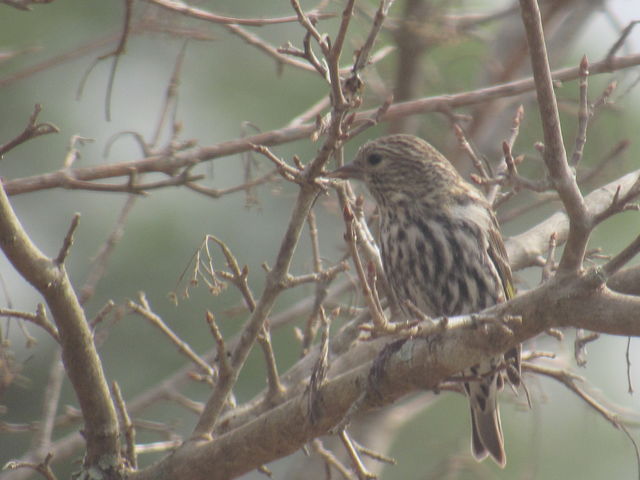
[331,134,521,467]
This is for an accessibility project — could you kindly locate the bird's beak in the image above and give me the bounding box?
[325,163,364,181]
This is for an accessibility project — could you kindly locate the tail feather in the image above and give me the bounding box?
[470,403,506,467]
[466,360,507,468]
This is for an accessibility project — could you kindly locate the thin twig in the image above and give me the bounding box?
[3,453,58,480]
[526,361,640,475]
[591,175,640,227]
[327,0,356,108]
[626,337,634,394]
[0,305,59,341]
[111,381,137,469]
[352,0,395,73]
[541,232,557,282]
[344,95,393,141]
[290,0,327,53]
[89,301,116,330]
[342,205,389,334]
[306,311,330,424]
[224,23,317,73]
[185,169,279,199]
[301,209,325,354]
[77,0,134,121]
[79,196,137,304]
[127,295,214,377]
[206,235,285,400]
[250,144,302,183]
[0,104,59,157]
[287,95,331,128]
[0,20,214,90]
[151,41,188,147]
[311,439,357,480]
[476,142,550,203]
[62,135,94,169]
[353,440,396,465]
[574,331,600,367]
[206,312,231,379]
[163,390,204,415]
[453,124,489,181]
[606,20,640,59]
[59,169,203,194]
[503,141,550,192]
[498,191,558,224]
[281,262,349,289]
[147,0,333,26]
[578,138,629,187]
[257,324,286,402]
[29,351,64,459]
[525,363,633,430]
[6,52,640,197]
[134,440,182,455]
[570,56,590,167]
[340,203,409,336]
[339,429,376,480]
[487,105,524,205]
[54,214,80,266]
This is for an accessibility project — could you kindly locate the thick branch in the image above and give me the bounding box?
[0,186,120,469]
[608,265,640,296]
[519,0,589,272]
[130,271,640,480]
[506,169,640,270]
[3,167,637,478]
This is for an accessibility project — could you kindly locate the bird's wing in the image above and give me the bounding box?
[486,213,520,387]
[486,215,515,301]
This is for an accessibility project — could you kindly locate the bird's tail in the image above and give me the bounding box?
[466,361,506,468]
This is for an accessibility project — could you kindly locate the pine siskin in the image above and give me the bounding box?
[330,134,521,467]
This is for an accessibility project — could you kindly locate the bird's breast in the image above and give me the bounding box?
[378,208,501,319]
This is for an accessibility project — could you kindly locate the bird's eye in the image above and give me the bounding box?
[367,153,383,166]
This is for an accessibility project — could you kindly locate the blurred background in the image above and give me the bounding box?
[0,0,639,478]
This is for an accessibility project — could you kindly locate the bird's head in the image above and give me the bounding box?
[328,134,470,207]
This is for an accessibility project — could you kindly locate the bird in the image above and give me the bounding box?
[328,134,520,467]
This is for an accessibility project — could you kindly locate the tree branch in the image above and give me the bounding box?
[4,52,640,196]
[519,0,589,273]
[129,270,640,480]
[0,185,121,470]
[144,0,333,26]
[0,104,59,157]
[506,169,640,271]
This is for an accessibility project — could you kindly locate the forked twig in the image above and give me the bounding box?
[127,294,214,378]
[0,104,59,157]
